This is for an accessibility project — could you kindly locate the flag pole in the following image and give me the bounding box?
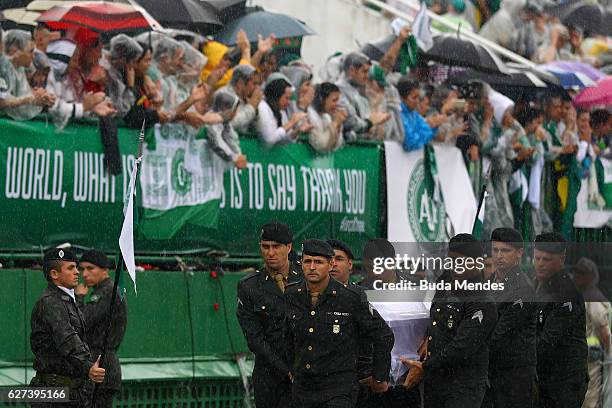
[91,120,146,405]
[472,162,492,233]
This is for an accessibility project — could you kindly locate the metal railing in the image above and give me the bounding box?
[360,0,537,68]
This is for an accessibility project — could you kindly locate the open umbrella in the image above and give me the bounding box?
[538,64,596,89]
[573,77,612,108]
[38,2,153,35]
[420,34,509,74]
[448,67,569,101]
[2,1,80,27]
[202,0,245,24]
[545,1,612,37]
[543,60,605,82]
[0,0,30,8]
[215,9,315,45]
[135,0,221,34]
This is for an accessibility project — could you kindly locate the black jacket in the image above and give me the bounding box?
[423,274,497,384]
[236,263,301,379]
[535,271,588,381]
[488,265,538,368]
[285,278,394,384]
[31,284,95,379]
[78,278,128,390]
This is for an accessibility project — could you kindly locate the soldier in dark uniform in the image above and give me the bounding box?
[236,221,301,408]
[482,228,538,408]
[75,250,127,408]
[327,239,396,408]
[533,232,588,408]
[402,234,497,408]
[30,248,106,407]
[285,239,394,408]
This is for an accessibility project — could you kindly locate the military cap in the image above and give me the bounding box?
[534,232,566,254]
[448,233,483,259]
[260,221,293,244]
[44,247,78,264]
[80,250,113,269]
[327,239,355,260]
[302,239,335,259]
[491,228,524,249]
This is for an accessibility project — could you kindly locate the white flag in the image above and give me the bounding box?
[412,2,433,52]
[119,161,138,293]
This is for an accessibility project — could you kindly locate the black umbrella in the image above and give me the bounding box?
[135,0,222,34]
[420,34,509,74]
[215,9,315,45]
[202,0,245,24]
[545,1,612,37]
[0,0,30,9]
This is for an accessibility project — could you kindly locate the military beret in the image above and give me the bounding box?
[327,239,355,260]
[44,247,78,264]
[491,228,524,249]
[363,238,395,261]
[534,232,566,254]
[448,233,483,259]
[302,239,335,259]
[260,221,293,244]
[80,250,113,269]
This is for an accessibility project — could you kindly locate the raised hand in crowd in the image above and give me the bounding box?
[236,29,251,60]
[252,33,277,68]
[284,111,308,131]
[189,83,210,104]
[88,65,107,84]
[332,108,348,128]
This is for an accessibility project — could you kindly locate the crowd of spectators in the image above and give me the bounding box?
[0,1,611,238]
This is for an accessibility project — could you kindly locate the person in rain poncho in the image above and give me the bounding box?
[99,34,143,118]
[515,105,553,236]
[281,64,316,119]
[46,39,115,131]
[336,52,390,141]
[206,90,247,169]
[365,63,404,142]
[572,258,611,408]
[479,0,526,50]
[308,82,347,153]
[431,0,475,33]
[0,30,56,120]
[152,36,214,128]
[216,64,262,133]
[481,90,522,237]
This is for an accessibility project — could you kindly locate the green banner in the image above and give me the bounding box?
[0,118,381,258]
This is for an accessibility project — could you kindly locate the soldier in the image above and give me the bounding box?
[236,221,301,408]
[533,232,588,408]
[30,248,105,407]
[75,250,127,408]
[402,234,497,408]
[285,239,394,408]
[327,239,355,286]
[482,228,538,408]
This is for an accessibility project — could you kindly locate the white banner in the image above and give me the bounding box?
[140,124,225,211]
[385,142,477,242]
[573,178,612,229]
[433,144,478,235]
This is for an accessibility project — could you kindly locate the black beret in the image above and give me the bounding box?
[363,238,395,261]
[44,247,78,264]
[534,232,566,254]
[260,221,293,244]
[302,239,334,259]
[491,228,524,249]
[327,239,354,260]
[448,233,483,258]
[80,250,113,269]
